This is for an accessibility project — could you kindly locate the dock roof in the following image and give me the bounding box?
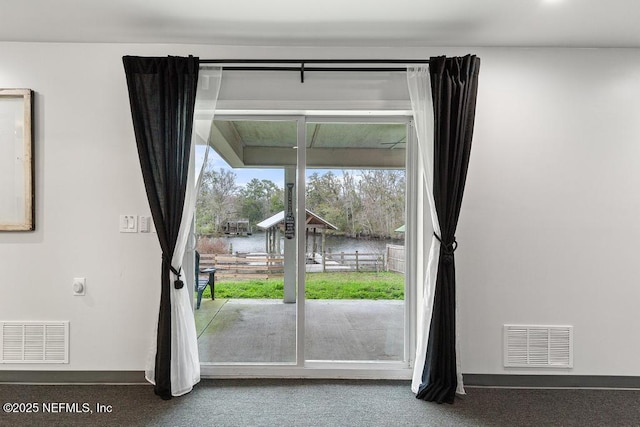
[256,209,338,231]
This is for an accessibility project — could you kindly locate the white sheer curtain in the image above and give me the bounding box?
[145,66,222,396]
[407,67,465,395]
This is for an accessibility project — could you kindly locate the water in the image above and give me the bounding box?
[220,232,403,254]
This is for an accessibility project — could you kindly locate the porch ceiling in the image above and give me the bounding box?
[209,120,406,168]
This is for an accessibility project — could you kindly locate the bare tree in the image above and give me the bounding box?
[196,166,239,235]
[306,169,404,238]
[356,170,405,238]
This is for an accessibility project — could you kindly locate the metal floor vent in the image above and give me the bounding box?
[504,325,573,368]
[0,321,69,364]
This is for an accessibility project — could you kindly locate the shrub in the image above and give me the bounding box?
[197,237,230,254]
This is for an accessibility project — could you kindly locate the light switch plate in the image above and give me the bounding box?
[119,215,138,233]
[139,215,151,233]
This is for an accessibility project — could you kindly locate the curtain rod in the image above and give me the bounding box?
[199,59,430,83]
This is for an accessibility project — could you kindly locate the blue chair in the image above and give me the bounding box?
[195,251,216,309]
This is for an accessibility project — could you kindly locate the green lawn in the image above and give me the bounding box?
[196,271,404,300]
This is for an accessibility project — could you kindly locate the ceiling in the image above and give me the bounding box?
[2,0,640,48]
[225,121,406,149]
[211,120,407,168]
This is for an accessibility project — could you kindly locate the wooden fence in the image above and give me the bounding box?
[199,246,406,280]
[198,253,284,281]
[385,244,405,273]
[319,251,385,272]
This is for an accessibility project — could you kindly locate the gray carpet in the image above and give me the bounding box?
[1,380,639,426]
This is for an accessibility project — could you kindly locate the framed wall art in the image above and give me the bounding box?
[0,89,34,231]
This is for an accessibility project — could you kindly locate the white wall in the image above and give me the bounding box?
[0,42,639,376]
[458,48,640,376]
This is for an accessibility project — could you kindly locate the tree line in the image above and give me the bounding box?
[196,166,405,239]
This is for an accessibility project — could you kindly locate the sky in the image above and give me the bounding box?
[196,145,355,188]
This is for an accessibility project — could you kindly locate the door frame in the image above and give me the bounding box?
[199,111,416,380]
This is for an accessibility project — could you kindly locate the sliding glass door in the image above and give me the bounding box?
[197,114,411,375]
[303,119,407,363]
[195,118,297,364]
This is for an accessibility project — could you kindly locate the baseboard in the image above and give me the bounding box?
[2,371,639,389]
[464,374,640,389]
[0,370,146,384]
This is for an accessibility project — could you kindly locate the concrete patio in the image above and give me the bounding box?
[195,298,404,363]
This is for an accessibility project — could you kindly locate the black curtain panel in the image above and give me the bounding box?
[122,56,199,400]
[416,55,480,404]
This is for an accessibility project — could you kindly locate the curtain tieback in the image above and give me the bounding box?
[162,254,184,289]
[433,232,457,264]
[165,256,185,290]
